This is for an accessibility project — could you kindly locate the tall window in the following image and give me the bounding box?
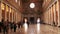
[10,7,12,13]
[19,0,20,6]
[15,0,17,3]
[46,0,47,2]
[6,5,8,12]
[1,3,5,10]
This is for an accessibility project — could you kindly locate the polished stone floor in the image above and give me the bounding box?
[0,24,60,34]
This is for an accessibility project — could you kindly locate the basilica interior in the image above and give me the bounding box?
[0,0,60,34]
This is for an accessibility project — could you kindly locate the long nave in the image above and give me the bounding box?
[0,0,60,34]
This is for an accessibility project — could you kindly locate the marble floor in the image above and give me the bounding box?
[0,24,60,34]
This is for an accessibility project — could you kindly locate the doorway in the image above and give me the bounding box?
[30,17,34,24]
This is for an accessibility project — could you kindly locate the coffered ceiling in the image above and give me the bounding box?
[21,0,43,15]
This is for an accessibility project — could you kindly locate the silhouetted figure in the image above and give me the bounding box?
[19,21,24,28]
[0,22,1,33]
[0,22,2,33]
[27,21,29,28]
[3,20,9,34]
[0,19,4,33]
[10,22,14,31]
[53,21,55,26]
[17,22,20,28]
[13,23,17,32]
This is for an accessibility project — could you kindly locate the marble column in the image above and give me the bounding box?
[14,11,16,23]
[6,5,8,21]
[0,2,2,22]
[17,13,18,23]
[11,9,13,23]
[52,4,55,25]
[13,10,14,22]
[51,6,53,25]
[16,12,17,23]
[53,4,56,23]
[49,8,50,24]
[57,0,60,26]
[9,7,10,22]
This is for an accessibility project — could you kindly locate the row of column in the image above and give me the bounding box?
[43,1,59,26]
[0,1,21,23]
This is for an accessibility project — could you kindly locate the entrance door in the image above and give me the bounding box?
[30,17,34,24]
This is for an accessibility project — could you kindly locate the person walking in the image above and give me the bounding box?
[0,22,2,33]
[3,20,9,34]
[13,23,17,32]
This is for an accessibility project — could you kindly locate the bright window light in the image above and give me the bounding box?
[10,8,11,13]
[1,3,4,10]
[6,5,8,12]
[15,0,17,3]
[30,3,35,8]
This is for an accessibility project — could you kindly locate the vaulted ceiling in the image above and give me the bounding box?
[21,0,43,15]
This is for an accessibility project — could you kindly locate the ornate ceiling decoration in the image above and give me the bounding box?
[21,0,43,15]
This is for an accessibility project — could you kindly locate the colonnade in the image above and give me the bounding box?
[0,1,22,23]
[43,1,59,26]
